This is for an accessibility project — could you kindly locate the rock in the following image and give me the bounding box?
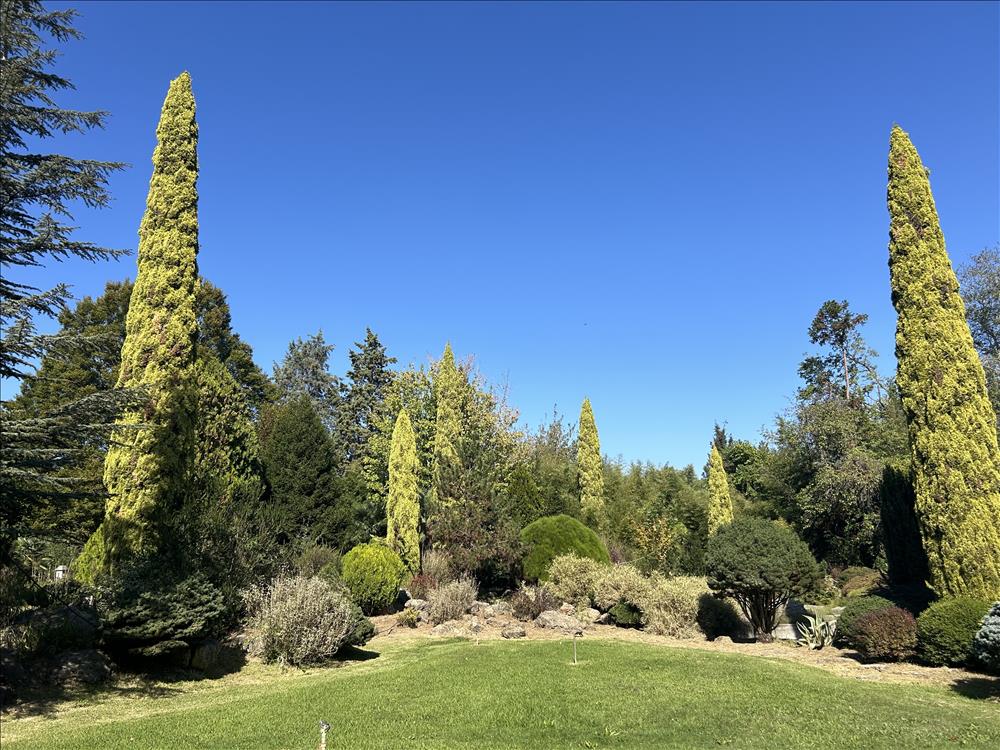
[404,598,428,611]
[431,621,466,637]
[51,649,112,687]
[559,603,575,614]
[501,624,526,639]
[190,639,222,671]
[772,623,798,641]
[595,612,612,625]
[468,617,483,634]
[470,601,494,617]
[492,601,513,615]
[534,610,585,635]
[714,636,734,645]
[581,608,601,624]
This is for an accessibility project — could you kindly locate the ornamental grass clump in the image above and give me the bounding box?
[511,584,558,621]
[853,607,917,662]
[916,597,992,667]
[245,576,366,666]
[427,578,478,624]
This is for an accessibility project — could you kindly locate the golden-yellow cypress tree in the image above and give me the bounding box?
[707,444,734,534]
[75,73,200,582]
[429,343,463,513]
[577,398,605,529]
[387,409,420,573]
[887,125,1000,599]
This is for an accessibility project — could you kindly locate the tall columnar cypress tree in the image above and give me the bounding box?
[706,444,734,534]
[886,125,1000,600]
[387,409,420,573]
[430,343,463,512]
[577,398,605,529]
[75,73,200,582]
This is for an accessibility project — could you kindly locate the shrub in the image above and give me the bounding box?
[593,564,652,613]
[836,595,895,647]
[407,574,437,600]
[917,597,992,667]
[841,568,882,597]
[511,585,558,621]
[341,542,407,615]
[246,576,368,666]
[296,545,341,578]
[397,608,419,628]
[519,515,610,582]
[609,602,642,628]
[317,561,342,587]
[972,602,1000,672]
[421,549,453,584]
[640,576,709,638]
[697,594,746,640]
[546,554,608,608]
[853,607,917,662]
[705,518,822,642]
[427,578,478,624]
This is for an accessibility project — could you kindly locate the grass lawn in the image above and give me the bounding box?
[3,639,998,749]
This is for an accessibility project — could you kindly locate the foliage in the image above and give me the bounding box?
[340,542,406,615]
[835,595,895,648]
[958,246,1000,431]
[879,461,931,586]
[916,597,992,667]
[839,567,882,597]
[397,607,419,628]
[853,607,917,662]
[546,553,607,608]
[593,563,652,613]
[799,300,882,403]
[336,328,396,466]
[706,444,733,534]
[272,331,341,436]
[427,577,478,624]
[407,574,436,600]
[421,549,453,584]
[244,575,368,666]
[641,576,710,638]
[429,343,463,514]
[696,594,745,640]
[510,585,558,621]
[796,614,836,650]
[704,518,822,641]
[386,409,420,573]
[609,601,642,628]
[76,73,201,583]
[577,398,605,529]
[99,568,226,662]
[0,1,131,562]
[296,546,341,578]
[972,602,1000,672]
[887,126,1000,600]
[520,514,610,582]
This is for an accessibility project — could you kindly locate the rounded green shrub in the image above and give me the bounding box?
[972,602,1000,673]
[916,597,992,667]
[853,606,917,662]
[697,594,745,640]
[519,514,610,582]
[609,601,642,628]
[835,595,894,647]
[340,542,407,615]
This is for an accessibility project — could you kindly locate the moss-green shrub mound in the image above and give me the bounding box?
[835,595,894,648]
[916,597,992,667]
[341,542,407,615]
[519,515,610,582]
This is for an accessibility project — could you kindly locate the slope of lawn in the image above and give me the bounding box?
[3,639,998,749]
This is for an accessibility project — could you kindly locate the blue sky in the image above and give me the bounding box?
[16,1,1000,469]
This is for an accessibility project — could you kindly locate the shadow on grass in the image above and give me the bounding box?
[950,675,1000,701]
[336,645,380,662]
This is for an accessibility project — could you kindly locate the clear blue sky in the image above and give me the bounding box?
[18,1,1000,469]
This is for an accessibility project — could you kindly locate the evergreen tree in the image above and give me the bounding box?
[338,328,396,465]
[706,443,734,534]
[75,73,201,582]
[386,409,420,573]
[577,397,605,529]
[886,125,1000,599]
[429,343,464,513]
[272,331,340,434]
[0,1,131,559]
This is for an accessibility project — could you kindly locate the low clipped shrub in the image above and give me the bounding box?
[340,543,407,615]
[640,576,708,638]
[511,585,558,621]
[397,608,419,628]
[519,515,610,582]
[427,578,478,624]
[697,595,746,640]
[835,595,894,648]
[245,575,368,666]
[421,550,453,585]
[853,606,917,662]
[407,574,437,600]
[546,554,608,608]
[705,518,822,642]
[972,602,1000,673]
[917,597,992,667]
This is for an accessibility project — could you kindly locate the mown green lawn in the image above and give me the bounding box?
[3,639,998,749]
